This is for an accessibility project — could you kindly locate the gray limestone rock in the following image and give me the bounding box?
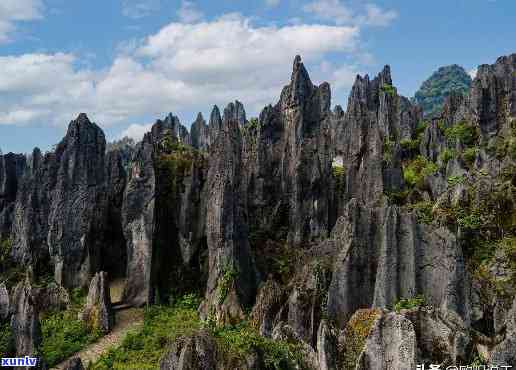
[10,278,40,358]
[79,271,114,333]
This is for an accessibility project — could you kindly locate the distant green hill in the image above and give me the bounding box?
[414,64,472,116]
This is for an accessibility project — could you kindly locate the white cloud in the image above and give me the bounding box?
[265,0,281,7]
[303,0,353,25]
[122,0,160,19]
[0,15,361,136]
[119,123,153,141]
[303,0,397,27]
[0,0,44,43]
[468,68,478,79]
[177,1,203,23]
[361,4,397,27]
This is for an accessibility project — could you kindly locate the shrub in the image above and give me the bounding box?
[447,175,466,186]
[381,84,396,97]
[463,147,478,166]
[443,121,478,146]
[438,149,456,166]
[415,121,428,138]
[383,138,395,165]
[218,264,238,305]
[403,156,439,188]
[340,309,380,369]
[408,201,434,224]
[394,295,425,312]
[400,138,420,152]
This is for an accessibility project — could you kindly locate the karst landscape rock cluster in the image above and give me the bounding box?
[0,53,515,369]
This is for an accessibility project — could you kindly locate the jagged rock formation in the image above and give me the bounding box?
[326,199,470,328]
[200,102,257,325]
[0,152,26,240]
[159,330,217,370]
[190,113,209,151]
[10,278,40,358]
[79,271,114,333]
[356,311,417,370]
[0,53,515,368]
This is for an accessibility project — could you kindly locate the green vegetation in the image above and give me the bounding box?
[403,156,439,188]
[40,290,102,367]
[408,201,434,224]
[91,295,304,370]
[447,175,466,186]
[462,147,478,166]
[218,264,238,305]
[415,120,429,138]
[332,164,346,194]
[400,138,420,152]
[0,323,13,357]
[0,239,12,266]
[438,148,455,166]
[413,64,472,116]
[383,138,395,165]
[339,309,380,370]
[214,322,303,369]
[443,121,478,146]
[394,295,426,312]
[381,83,396,97]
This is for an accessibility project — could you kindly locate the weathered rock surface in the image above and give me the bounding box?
[490,297,516,366]
[62,357,84,370]
[0,282,10,320]
[0,152,26,240]
[190,113,209,151]
[356,311,417,370]
[79,271,114,333]
[327,199,470,328]
[10,278,40,358]
[200,102,257,324]
[159,331,217,370]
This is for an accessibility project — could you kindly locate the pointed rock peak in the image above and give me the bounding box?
[290,55,313,88]
[209,105,222,125]
[378,65,392,86]
[195,112,205,123]
[75,113,91,124]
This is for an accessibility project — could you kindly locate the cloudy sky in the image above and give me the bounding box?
[0,0,514,152]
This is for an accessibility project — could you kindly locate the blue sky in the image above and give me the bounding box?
[0,0,514,153]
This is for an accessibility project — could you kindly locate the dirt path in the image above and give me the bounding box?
[52,279,142,369]
[52,307,144,369]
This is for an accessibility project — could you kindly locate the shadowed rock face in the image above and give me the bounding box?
[159,331,217,370]
[10,278,40,358]
[327,199,470,328]
[200,101,257,324]
[0,152,26,240]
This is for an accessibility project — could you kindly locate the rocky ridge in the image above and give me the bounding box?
[0,53,515,368]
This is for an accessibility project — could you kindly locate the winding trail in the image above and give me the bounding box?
[52,279,144,369]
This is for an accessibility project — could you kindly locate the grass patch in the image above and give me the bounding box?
[40,291,102,367]
[91,295,304,370]
[462,147,478,167]
[0,323,13,357]
[400,138,420,152]
[383,138,395,165]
